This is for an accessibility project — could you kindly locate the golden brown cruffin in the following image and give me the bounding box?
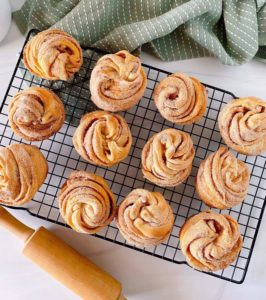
[8,87,65,141]
[0,144,48,206]
[196,147,250,209]
[141,128,195,187]
[218,97,266,155]
[23,29,83,81]
[89,50,147,111]
[180,211,242,272]
[73,111,132,167]
[59,170,116,234]
[153,72,207,124]
[116,189,174,247]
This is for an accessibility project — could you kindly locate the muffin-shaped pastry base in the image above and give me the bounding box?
[0,144,48,206]
[154,72,207,124]
[8,87,65,141]
[180,211,242,272]
[23,29,83,81]
[218,97,266,155]
[73,111,132,167]
[90,50,147,111]
[196,147,250,209]
[141,128,195,187]
[59,171,116,234]
[116,189,174,248]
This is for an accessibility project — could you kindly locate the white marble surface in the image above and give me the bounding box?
[0,21,266,300]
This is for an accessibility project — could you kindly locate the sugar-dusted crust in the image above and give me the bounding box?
[218,97,266,155]
[116,189,174,247]
[154,72,207,124]
[0,144,48,206]
[8,87,65,141]
[23,29,83,80]
[180,211,242,272]
[59,170,116,234]
[196,147,250,209]
[73,111,132,167]
[141,128,195,187]
[90,50,147,111]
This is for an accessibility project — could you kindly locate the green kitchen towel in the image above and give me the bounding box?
[13,0,266,65]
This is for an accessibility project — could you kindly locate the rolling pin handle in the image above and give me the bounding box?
[0,206,34,242]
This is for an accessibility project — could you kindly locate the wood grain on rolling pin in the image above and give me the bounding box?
[0,207,124,300]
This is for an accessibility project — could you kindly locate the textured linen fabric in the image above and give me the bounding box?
[13,0,266,65]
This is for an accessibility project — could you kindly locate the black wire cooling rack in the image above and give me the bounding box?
[1,29,266,284]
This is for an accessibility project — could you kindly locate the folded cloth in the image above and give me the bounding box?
[13,0,266,65]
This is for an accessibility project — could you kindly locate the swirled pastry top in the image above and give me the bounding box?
[8,87,65,141]
[90,50,147,111]
[218,97,266,155]
[59,171,116,234]
[154,72,207,124]
[180,211,242,272]
[73,111,132,167]
[116,189,174,247]
[23,29,83,81]
[0,144,48,206]
[196,147,250,209]
[141,128,195,187]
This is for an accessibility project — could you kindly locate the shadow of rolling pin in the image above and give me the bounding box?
[0,206,126,300]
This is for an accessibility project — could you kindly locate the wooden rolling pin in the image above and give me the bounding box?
[0,207,125,300]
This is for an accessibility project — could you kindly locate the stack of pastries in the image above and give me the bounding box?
[1,27,265,274]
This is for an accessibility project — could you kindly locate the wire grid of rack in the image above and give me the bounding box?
[0,29,265,284]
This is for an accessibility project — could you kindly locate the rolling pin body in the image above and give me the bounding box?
[23,227,121,300]
[0,207,123,300]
